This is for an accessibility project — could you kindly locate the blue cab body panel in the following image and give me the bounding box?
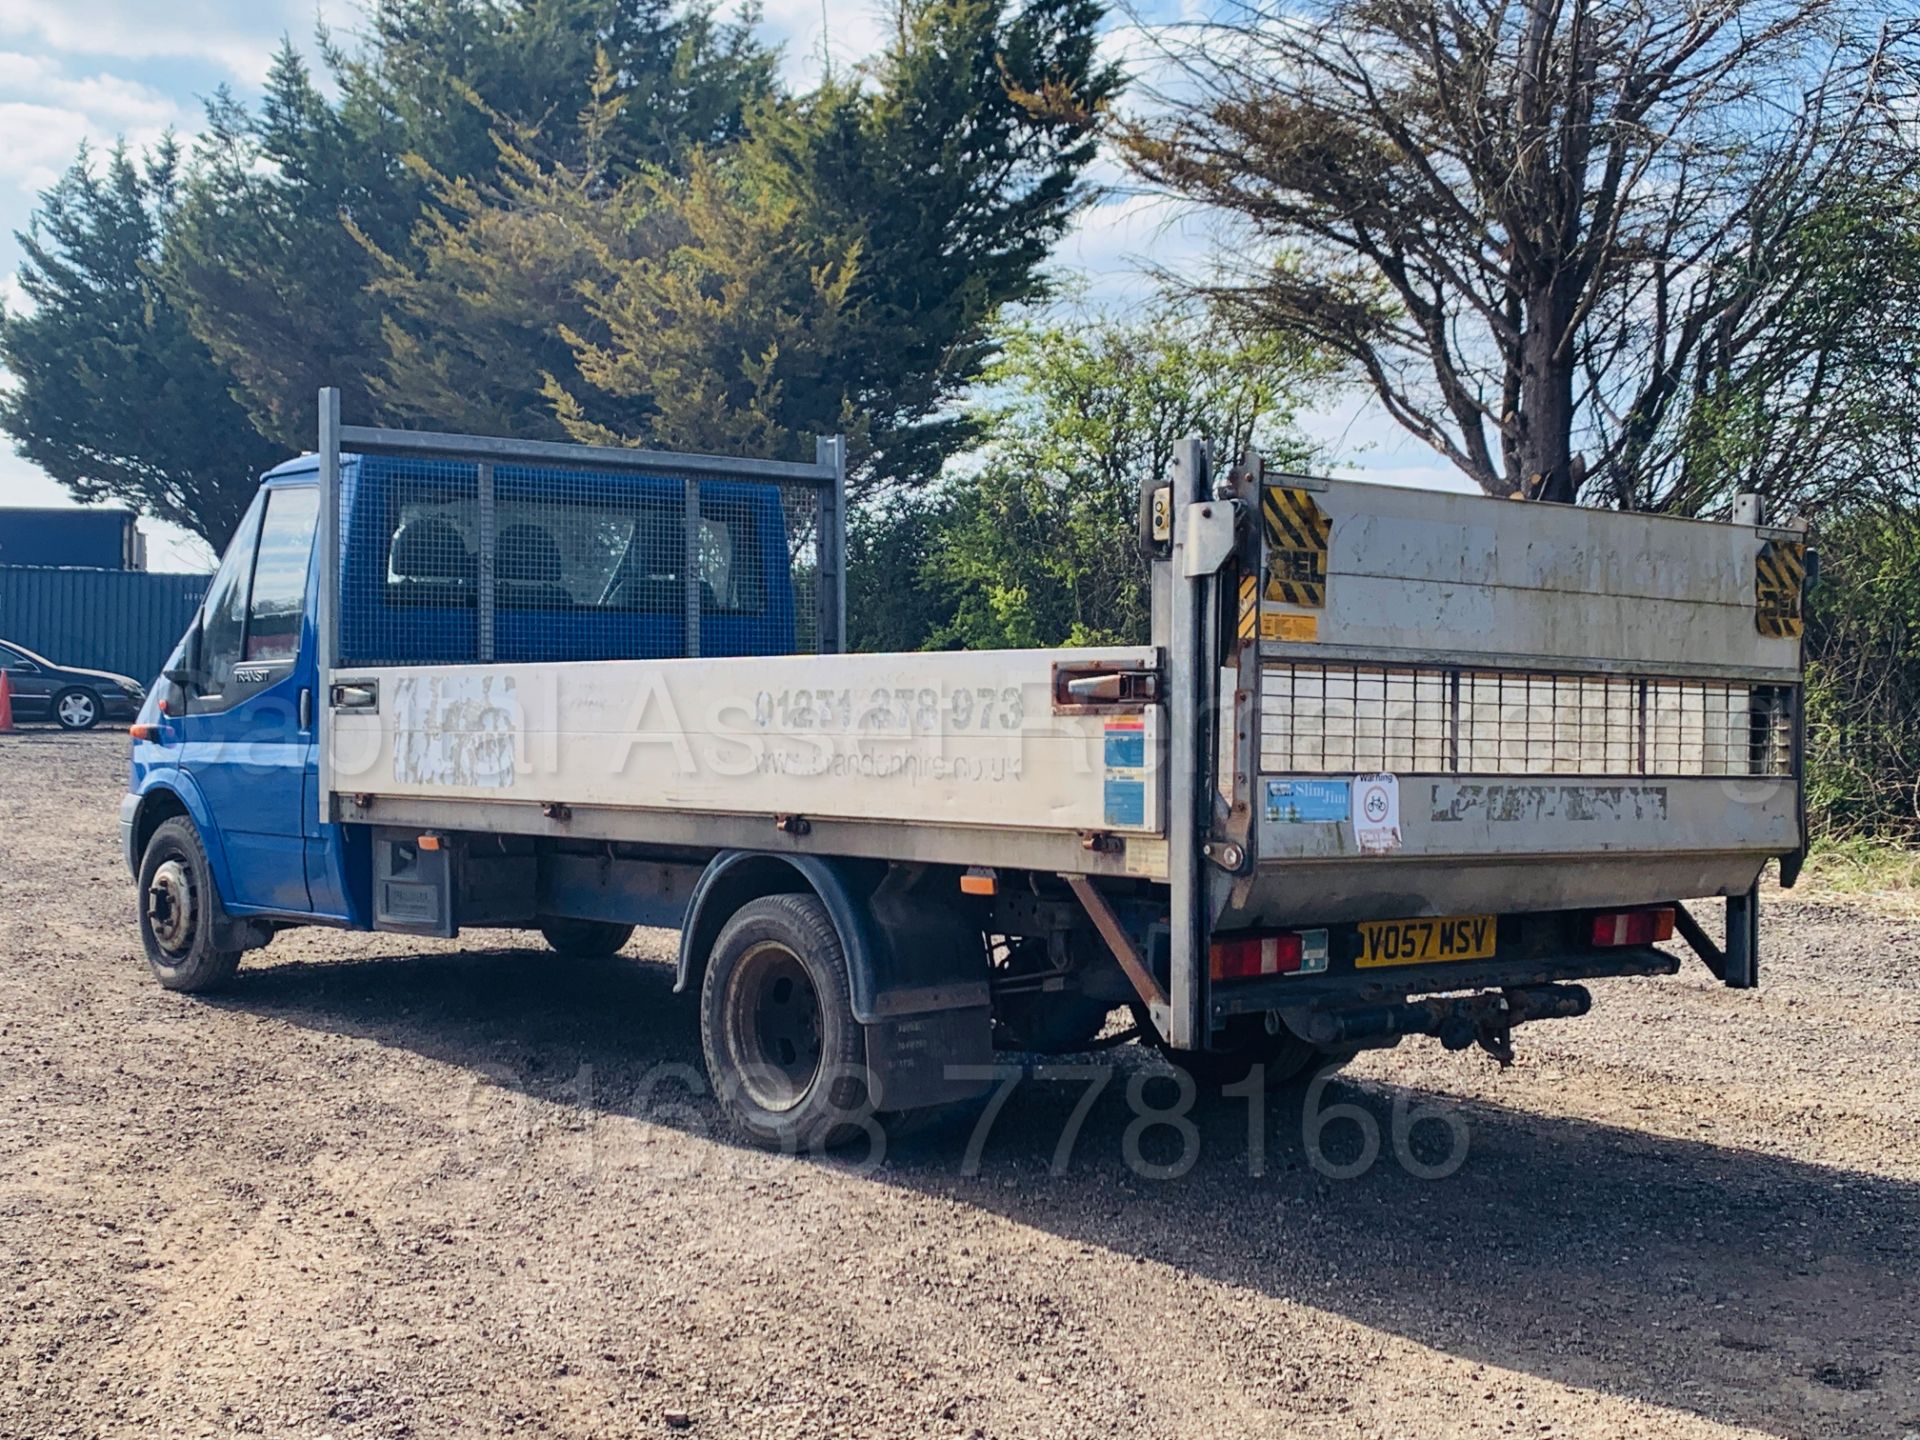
[127,467,333,919]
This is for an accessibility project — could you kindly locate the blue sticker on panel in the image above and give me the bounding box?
[1266,778,1350,824]
[1104,777,1147,827]
[1104,727,1146,769]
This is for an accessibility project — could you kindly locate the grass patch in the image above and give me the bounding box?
[1799,836,1920,894]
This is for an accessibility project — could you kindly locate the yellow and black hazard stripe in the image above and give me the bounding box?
[1755,539,1806,639]
[1237,571,1259,642]
[1262,486,1330,608]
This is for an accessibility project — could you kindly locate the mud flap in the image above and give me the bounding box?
[863,1006,994,1112]
[859,868,993,1112]
[372,828,455,937]
[1674,885,1760,989]
[1723,885,1759,989]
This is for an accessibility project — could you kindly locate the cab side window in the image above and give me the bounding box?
[198,496,264,694]
[247,488,321,661]
[197,488,322,693]
[0,646,38,672]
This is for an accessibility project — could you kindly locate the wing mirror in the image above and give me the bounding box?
[163,619,205,691]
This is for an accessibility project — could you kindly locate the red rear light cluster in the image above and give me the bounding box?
[1590,907,1675,948]
[1210,929,1329,980]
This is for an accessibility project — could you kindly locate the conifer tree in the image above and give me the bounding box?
[0,140,278,547]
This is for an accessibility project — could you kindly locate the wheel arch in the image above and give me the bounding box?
[131,773,237,906]
[680,851,996,1117]
[675,851,885,1022]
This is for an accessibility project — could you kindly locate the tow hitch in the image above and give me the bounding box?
[1293,983,1593,1067]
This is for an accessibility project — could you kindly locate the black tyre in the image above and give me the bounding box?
[53,687,101,731]
[700,893,870,1152]
[538,916,634,957]
[137,817,242,992]
[1152,1013,1343,1092]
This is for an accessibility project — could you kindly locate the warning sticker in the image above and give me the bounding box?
[1104,777,1146,827]
[1353,773,1403,854]
[1236,572,1259,643]
[1262,486,1331,608]
[1103,713,1150,829]
[1103,716,1146,769]
[1260,611,1319,643]
[1756,539,1805,639]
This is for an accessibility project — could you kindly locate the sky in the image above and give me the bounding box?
[0,0,1463,572]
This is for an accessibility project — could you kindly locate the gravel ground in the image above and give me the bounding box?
[2,730,1916,1440]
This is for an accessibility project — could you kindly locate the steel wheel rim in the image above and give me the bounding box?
[726,941,824,1113]
[58,693,95,727]
[146,858,196,956]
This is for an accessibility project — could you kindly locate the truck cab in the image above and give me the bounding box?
[123,448,800,952]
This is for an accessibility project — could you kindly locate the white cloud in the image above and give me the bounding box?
[0,52,193,195]
[145,521,217,571]
[0,52,178,120]
[0,101,165,195]
[0,449,73,507]
[0,1,352,86]
[1299,394,1480,493]
[1050,185,1217,305]
[0,104,97,194]
[745,0,894,87]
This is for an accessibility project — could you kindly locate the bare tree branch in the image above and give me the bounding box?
[1115,0,1920,511]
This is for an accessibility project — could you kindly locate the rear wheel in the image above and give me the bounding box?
[137,817,242,992]
[700,893,870,1152]
[53,688,100,731]
[537,917,634,958]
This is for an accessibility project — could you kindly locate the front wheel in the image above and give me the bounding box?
[54,687,100,730]
[700,893,871,1152]
[137,817,242,992]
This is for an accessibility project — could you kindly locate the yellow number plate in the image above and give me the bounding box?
[1356,915,1496,968]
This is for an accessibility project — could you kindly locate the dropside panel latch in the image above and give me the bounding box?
[1052,657,1162,715]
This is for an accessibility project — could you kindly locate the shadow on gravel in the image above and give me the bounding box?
[218,943,1919,1440]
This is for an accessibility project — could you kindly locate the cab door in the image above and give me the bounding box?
[177,484,322,914]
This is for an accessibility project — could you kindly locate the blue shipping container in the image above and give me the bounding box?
[0,566,209,683]
[0,508,141,569]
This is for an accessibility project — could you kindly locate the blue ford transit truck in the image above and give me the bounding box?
[122,392,1806,1150]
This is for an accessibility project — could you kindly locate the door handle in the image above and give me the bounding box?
[299,687,312,729]
[330,679,379,712]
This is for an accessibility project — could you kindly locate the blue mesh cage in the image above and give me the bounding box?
[337,452,821,668]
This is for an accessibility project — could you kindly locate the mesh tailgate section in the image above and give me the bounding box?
[1260,663,1793,778]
